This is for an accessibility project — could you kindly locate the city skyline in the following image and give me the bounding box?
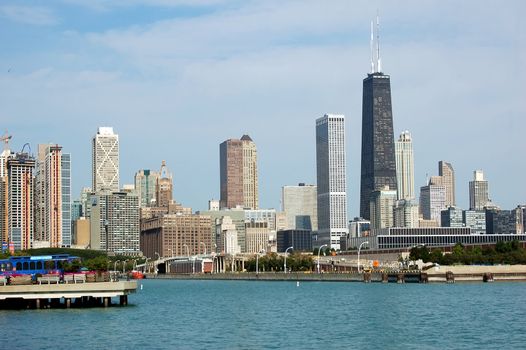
[1,1,524,214]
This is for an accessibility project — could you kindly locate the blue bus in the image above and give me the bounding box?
[0,254,81,276]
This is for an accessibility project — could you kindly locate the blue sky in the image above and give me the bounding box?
[0,0,524,214]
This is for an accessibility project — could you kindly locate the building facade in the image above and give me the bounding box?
[441,207,464,228]
[134,169,159,208]
[469,170,489,210]
[156,160,173,208]
[485,207,524,234]
[316,114,348,249]
[244,221,269,253]
[140,214,212,259]
[394,199,419,228]
[282,183,317,231]
[92,127,119,192]
[369,186,396,229]
[438,161,455,207]
[0,149,9,243]
[360,71,397,220]
[89,191,140,255]
[219,135,258,210]
[7,152,35,250]
[420,180,446,226]
[463,210,486,234]
[395,131,414,201]
[277,229,312,253]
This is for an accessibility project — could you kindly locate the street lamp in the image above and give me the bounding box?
[114,260,120,272]
[200,242,207,255]
[284,246,293,273]
[317,244,328,274]
[357,241,369,273]
[256,249,266,275]
[144,257,149,273]
[122,259,127,273]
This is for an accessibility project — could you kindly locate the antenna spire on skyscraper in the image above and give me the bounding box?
[376,11,382,73]
[370,20,375,73]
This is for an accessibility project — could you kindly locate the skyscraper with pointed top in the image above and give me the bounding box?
[359,16,397,220]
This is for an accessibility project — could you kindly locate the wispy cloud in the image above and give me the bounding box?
[0,5,57,26]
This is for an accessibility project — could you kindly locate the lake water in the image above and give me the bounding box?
[1,279,524,349]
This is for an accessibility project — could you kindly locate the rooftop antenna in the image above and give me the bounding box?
[370,20,375,73]
[376,11,382,73]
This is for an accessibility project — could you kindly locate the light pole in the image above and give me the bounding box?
[114,260,120,272]
[256,249,266,275]
[357,241,369,273]
[144,257,149,273]
[122,259,127,273]
[200,242,207,255]
[284,246,293,273]
[317,244,328,274]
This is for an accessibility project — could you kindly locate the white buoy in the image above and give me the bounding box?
[296,281,300,287]
[140,284,143,290]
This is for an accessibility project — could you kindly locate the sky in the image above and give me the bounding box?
[0,0,524,215]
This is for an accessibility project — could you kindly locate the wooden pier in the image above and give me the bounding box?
[0,281,137,309]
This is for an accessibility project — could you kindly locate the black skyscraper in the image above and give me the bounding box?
[359,71,398,220]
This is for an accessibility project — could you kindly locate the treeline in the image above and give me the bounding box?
[409,241,526,265]
[245,252,314,272]
[0,248,145,272]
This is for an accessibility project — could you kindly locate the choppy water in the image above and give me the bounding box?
[1,280,524,349]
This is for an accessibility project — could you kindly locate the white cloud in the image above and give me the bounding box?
[0,5,57,26]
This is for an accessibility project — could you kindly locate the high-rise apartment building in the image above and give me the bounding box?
[469,170,489,210]
[92,127,119,192]
[34,144,71,247]
[439,161,455,207]
[359,26,397,219]
[134,169,159,208]
[316,114,348,249]
[282,183,317,231]
[7,152,35,250]
[419,179,446,226]
[370,186,397,229]
[156,160,173,208]
[0,148,11,243]
[220,135,258,210]
[89,191,140,255]
[395,131,414,200]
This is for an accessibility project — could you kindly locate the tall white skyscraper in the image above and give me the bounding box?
[282,183,317,231]
[469,170,489,210]
[316,114,347,250]
[395,131,414,200]
[92,127,119,192]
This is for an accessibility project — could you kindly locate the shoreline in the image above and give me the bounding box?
[144,265,526,283]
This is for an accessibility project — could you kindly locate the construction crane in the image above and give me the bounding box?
[1,131,12,150]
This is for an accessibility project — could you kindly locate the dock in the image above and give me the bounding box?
[0,280,137,309]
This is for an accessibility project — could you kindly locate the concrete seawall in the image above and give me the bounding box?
[147,265,526,283]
